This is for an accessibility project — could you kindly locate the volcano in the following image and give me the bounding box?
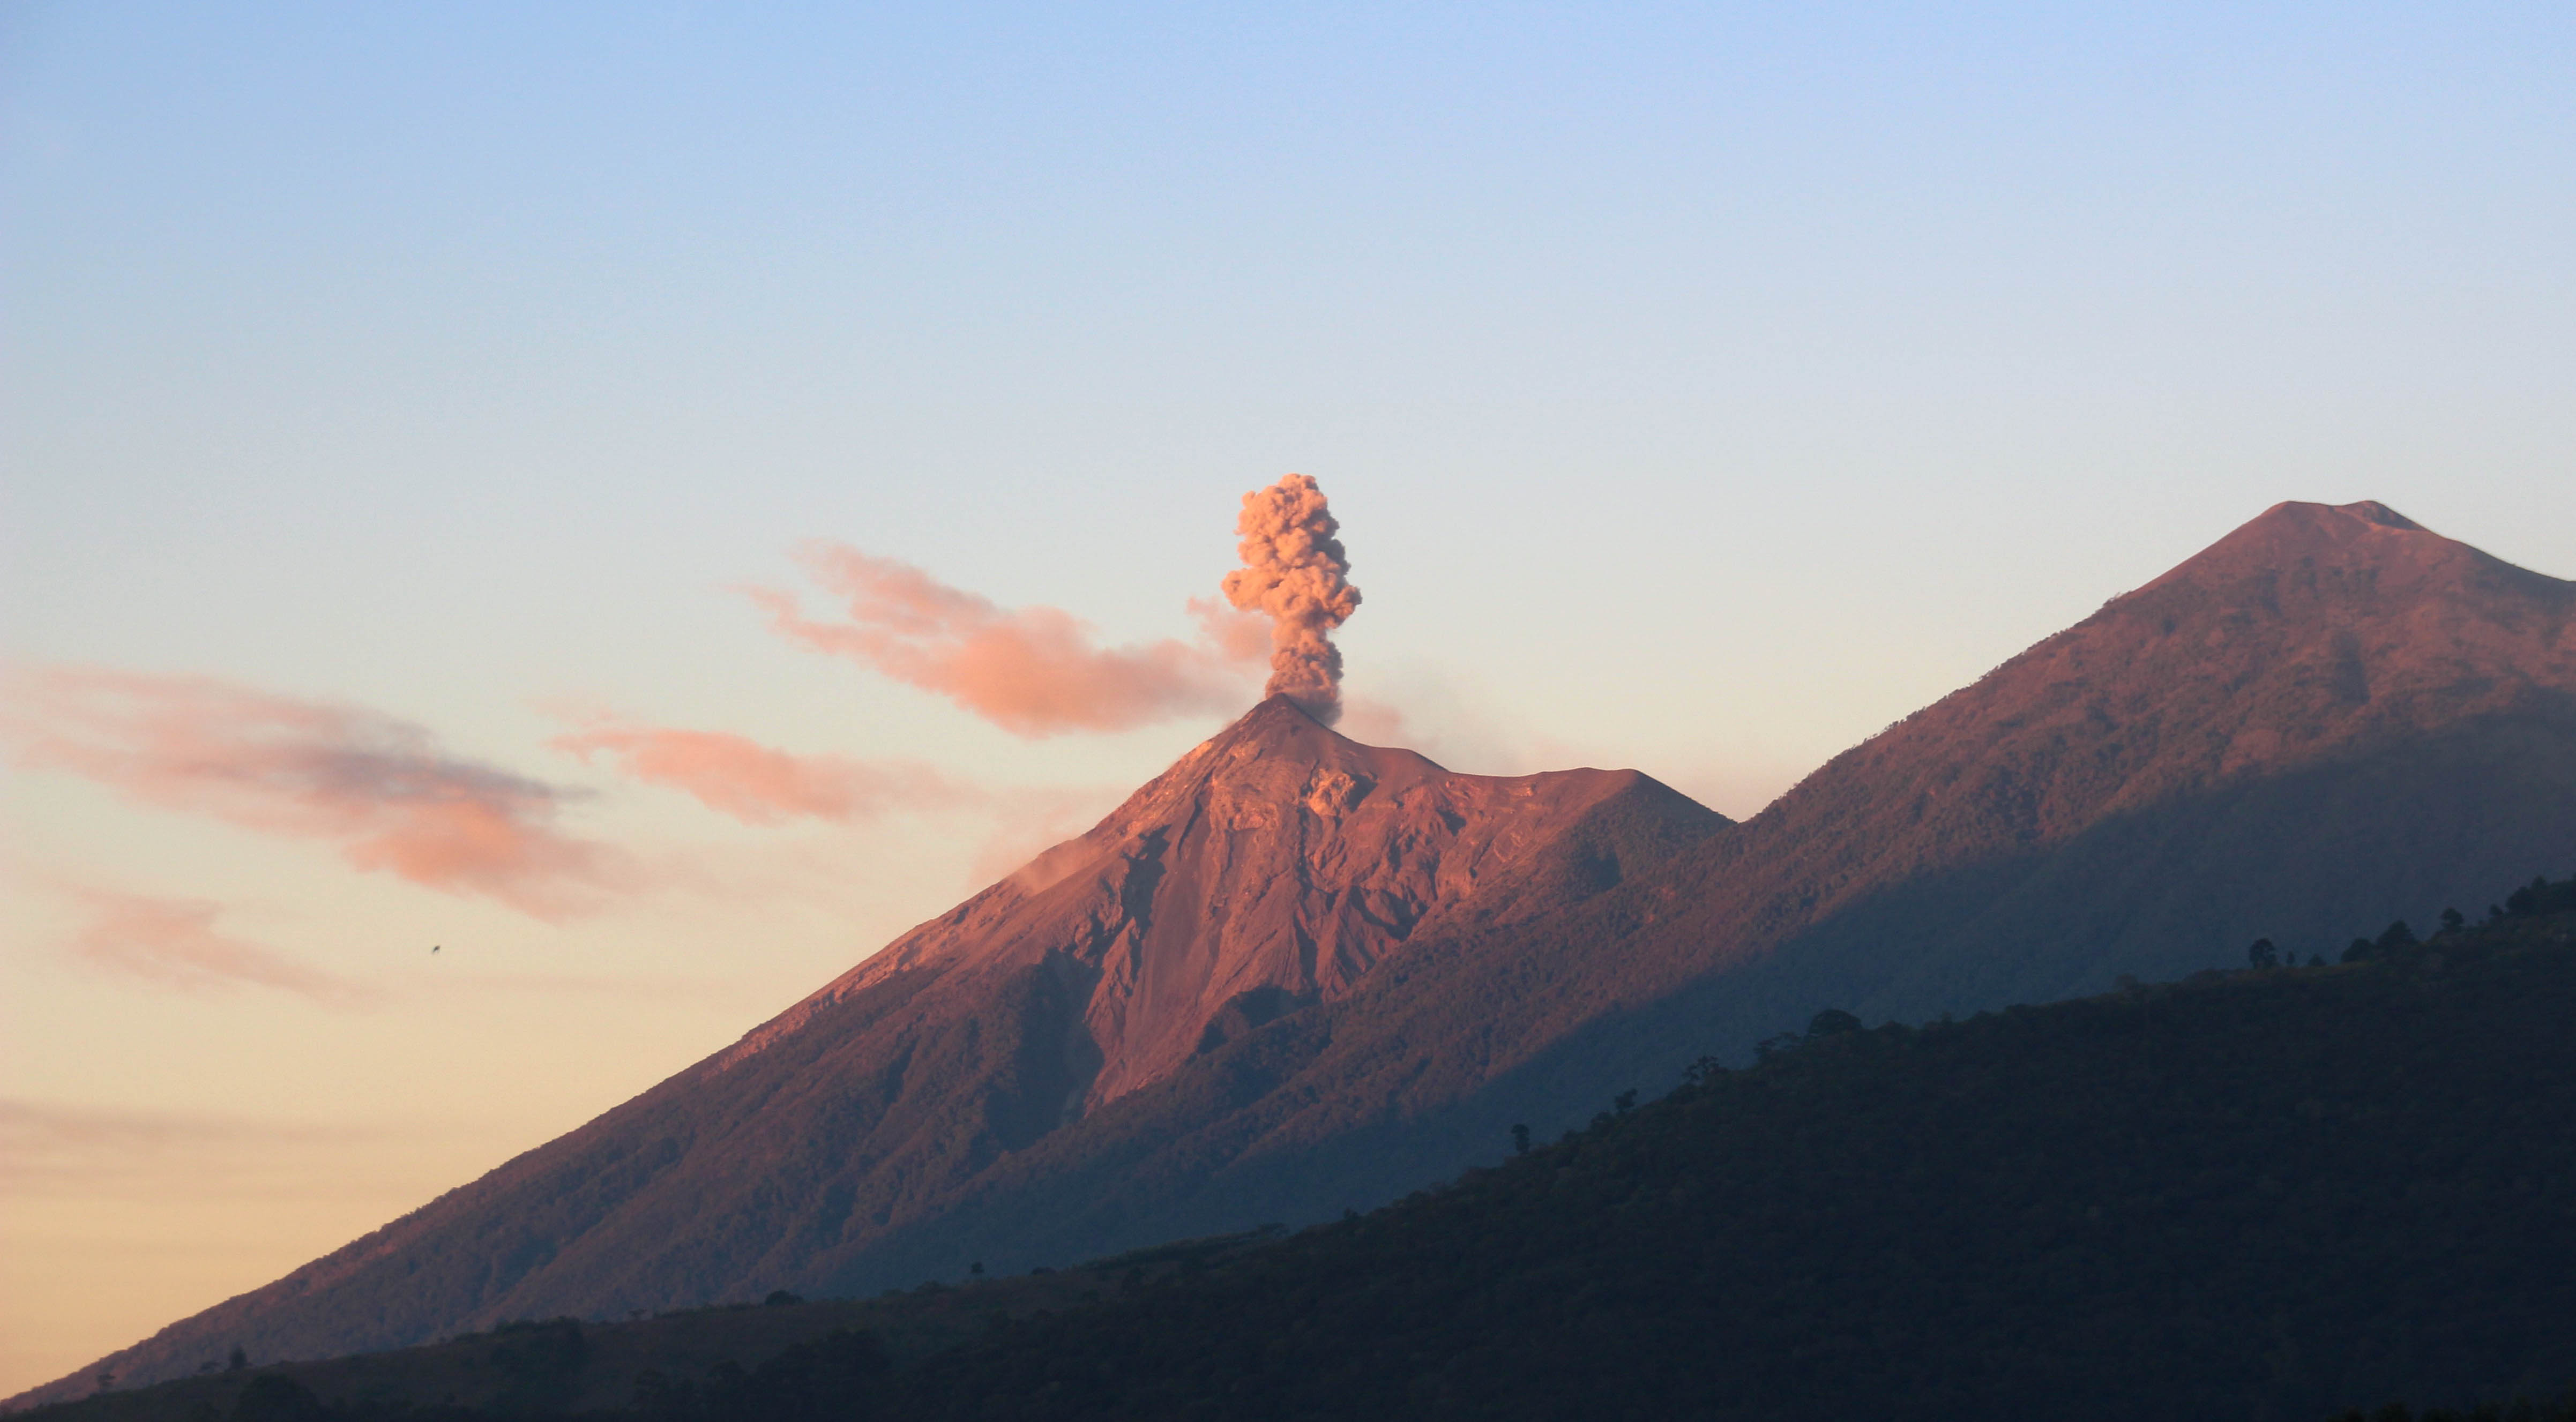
[33,700,1723,1399]
[29,500,2576,1406]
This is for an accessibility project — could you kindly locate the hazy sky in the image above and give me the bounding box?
[4,1,2571,1393]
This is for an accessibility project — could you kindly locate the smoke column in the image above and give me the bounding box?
[1222,474,1362,723]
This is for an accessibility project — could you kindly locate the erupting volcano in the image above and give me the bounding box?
[25,499,2576,1410]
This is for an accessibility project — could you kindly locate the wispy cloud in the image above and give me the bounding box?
[0,1097,371,1194]
[547,713,1126,894]
[0,1099,357,1156]
[2,665,621,917]
[745,542,1265,737]
[551,719,977,825]
[63,888,372,1006]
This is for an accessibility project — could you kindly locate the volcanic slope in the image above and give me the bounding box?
[30,701,1724,1402]
[797,500,2576,1285]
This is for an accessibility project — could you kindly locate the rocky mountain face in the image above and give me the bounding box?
[29,500,2576,1408]
[737,697,1721,1110]
[32,704,1722,1402]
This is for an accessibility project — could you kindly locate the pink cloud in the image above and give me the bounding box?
[547,713,1131,900]
[2,665,619,917]
[551,720,977,825]
[65,889,371,1005]
[746,543,1265,737]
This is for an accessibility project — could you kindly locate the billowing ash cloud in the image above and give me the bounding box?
[747,544,1253,737]
[1221,474,1363,722]
[552,720,975,825]
[1,665,619,917]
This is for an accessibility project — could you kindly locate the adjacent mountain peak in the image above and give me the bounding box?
[2260,497,2422,533]
[2136,499,2566,610]
[1770,499,2574,885]
[2234,497,2427,534]
[2328,498,2425,530]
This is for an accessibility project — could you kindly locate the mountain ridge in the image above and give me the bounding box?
[751,499,2576,1292]
[20,498,2576,1410]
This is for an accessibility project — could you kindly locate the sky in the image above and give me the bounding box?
[4,0,2571,1395]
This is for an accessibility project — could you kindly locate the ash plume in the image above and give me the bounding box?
[1221,474,1362,722]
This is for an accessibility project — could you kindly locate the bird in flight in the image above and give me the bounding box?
[431,945,441,954]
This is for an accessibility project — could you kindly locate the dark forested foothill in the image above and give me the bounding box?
[850,873,2576,1422]
[36,871,2576,1422]
[2327,1404,2576,1422]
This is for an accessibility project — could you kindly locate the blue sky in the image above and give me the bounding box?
[4,1,2571,1393]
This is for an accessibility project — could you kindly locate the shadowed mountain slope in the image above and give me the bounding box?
[884,892,2576,1422]
[22,703,1723,1404]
